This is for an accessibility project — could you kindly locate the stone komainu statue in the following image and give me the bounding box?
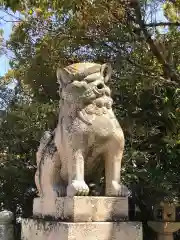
[35,62,129,197]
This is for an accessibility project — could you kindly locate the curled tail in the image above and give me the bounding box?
[35,130,55,196]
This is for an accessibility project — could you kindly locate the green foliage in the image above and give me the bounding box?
[0,99,58,213]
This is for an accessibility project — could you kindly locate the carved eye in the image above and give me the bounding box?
[84,77,96,83]
[100,63,112,83]
[84,72,102,83]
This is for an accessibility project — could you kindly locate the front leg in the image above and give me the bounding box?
[67,149,89,196]
[104,134,130,197]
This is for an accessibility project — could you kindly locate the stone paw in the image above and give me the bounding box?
[107,181,131,197]
[66,180,89,197]
[118,183,131,197]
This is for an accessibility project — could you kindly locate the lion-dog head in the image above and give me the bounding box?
[56,62,114,125]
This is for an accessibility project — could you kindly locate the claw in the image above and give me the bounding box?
[67,180,89,197]
[107,181,130,197]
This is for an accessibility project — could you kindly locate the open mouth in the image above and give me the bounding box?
[81,87,110,104]
[82,87,103,100]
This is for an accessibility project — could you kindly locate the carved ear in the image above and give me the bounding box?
[56,68,73,86]
[100,63,112,83]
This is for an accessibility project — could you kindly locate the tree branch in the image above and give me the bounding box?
[0,16,21,23]
[131,0,180,83]
[145,22,180,27]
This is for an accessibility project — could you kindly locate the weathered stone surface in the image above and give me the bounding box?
[21,218,142,240]
[33,197,64,220]
[0,211,13,224]
[33,196,128,222]
[0,211,14,240]
[35,62,129,198]
[0,225,14,240]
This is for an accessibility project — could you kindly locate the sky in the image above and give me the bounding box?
[0,5,167,78]
[0,10,14,76]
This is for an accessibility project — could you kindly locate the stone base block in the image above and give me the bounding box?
[21,218,142,240]
[0,224,14,240]
[33,196,128,222]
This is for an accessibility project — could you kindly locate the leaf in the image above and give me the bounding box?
[28,9,33,15]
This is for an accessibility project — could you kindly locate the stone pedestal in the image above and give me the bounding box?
[33,196,129,221]
[21,219,142,240]
[0,210,14,240]
[21,197,142,240]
